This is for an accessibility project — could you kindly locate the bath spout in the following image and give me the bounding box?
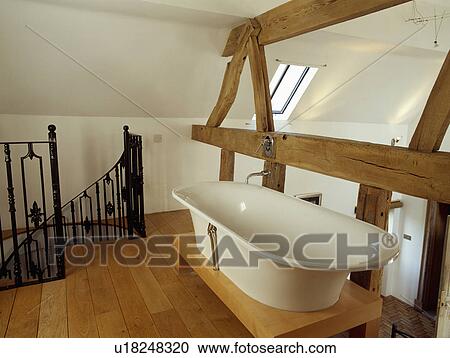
[246,170,271,184]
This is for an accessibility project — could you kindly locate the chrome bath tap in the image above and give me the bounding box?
[246,170,271,184]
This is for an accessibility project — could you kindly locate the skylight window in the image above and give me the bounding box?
[254,63,318,121]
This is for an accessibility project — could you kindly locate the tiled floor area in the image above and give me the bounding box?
[0,210,436,338]
[379,295,435,338]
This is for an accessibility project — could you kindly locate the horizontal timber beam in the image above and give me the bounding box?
[192,125,450,204]
[353,200,403,214]
[223,0,410,57]
[389,200,403,209]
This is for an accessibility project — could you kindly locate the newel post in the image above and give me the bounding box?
[123,125,134,237]
[4,144,22,285]
[48,124,65,278]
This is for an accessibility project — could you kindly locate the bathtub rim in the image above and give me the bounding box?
[172,182,399,272]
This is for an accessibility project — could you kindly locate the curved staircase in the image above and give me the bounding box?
[0,125,146,290]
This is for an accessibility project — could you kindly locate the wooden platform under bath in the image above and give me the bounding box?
[177,234,382,338]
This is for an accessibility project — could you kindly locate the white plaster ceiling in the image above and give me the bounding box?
[326,0,450,52]
[0,0,449,125]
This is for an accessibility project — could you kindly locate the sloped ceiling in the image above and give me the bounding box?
[0,0,448,124]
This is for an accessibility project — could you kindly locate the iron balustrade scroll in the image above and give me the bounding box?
[0,125,146,290]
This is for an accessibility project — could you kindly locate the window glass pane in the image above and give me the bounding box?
[271,65,306,113]
[269,64,288,94]
[253,63,317,121]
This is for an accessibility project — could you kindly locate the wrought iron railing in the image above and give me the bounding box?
[0,125,146,290]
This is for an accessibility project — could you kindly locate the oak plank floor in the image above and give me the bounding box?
[151,265,221,337]
[151,308,191,337]
[86,249,129,338]
[106,247,159,337]
[38,280,68,338]
[129,263,172,315]
[6,284,42,337]
[66,267,99,338]
[0,289,15,337]
[177,272,252,338]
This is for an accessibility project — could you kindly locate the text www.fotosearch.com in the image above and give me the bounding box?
[197,342,337,354]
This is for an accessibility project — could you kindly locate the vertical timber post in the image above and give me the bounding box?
[247,20,285,192]
[48,125,65,278]
[219,149,235,181]
[262,162,286,193]
[350,185,391,337]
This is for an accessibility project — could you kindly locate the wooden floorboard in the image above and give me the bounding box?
[178,272,252,337]
[6,284,42,338]
[0,289,16,337]
[86,249,129,338]
[124,236,192,337]
[149,240,223,339]
[129,264,172,315]
[152,308,191,338]
[65,245,99,338]
[145,215,224,338]
[107,247,159,337]
[151,266,221,338]
[66,267,99,338]
[38,280,68,338]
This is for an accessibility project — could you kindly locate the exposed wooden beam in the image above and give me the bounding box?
[247,34,274,132]
[409,52,450,152]
[354,200,403,212]
[222,23,247,57]
[219,149,235,181]
[389,200,403,210]
[192,125,450,204]
[223,0,410,57]
[206,21,255,127]
[350,184,392,337]
[262,162,286,192]
[355,186,392,231]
